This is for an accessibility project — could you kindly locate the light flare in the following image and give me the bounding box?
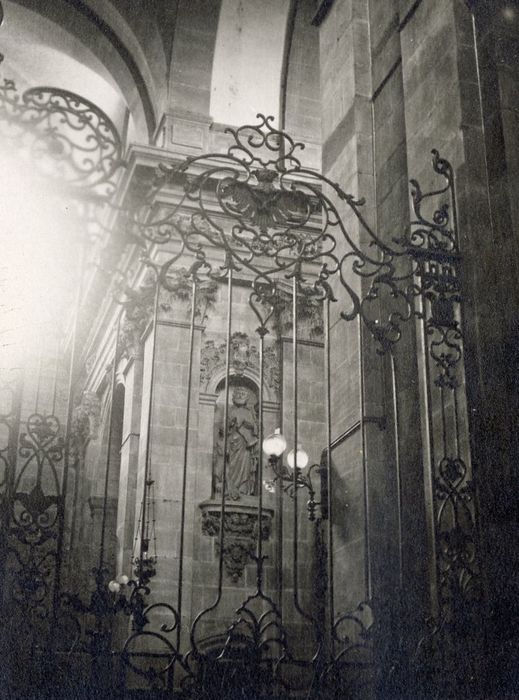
[0,142,81,369]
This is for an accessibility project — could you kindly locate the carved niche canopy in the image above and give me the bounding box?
[200,332,279,394]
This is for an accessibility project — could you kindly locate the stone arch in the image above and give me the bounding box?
[3,0,162,140]
[167,0,222,119]
[205,365,277,406]
[281,0,321,168]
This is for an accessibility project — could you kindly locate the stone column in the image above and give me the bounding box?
[370,0,431,669]
[463,6,519,681]
[116,354,143,577]
[317,1,433,692]
[398,0,513,691]
[318,0,395,633]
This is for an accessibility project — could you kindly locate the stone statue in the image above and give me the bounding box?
[214,385,258,499]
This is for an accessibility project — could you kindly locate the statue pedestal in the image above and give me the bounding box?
[199,498,274,582]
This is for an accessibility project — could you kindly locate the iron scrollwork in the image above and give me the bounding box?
[119,114,481,696]
[134,114,438,355]
[0,81,125,198]
[0,71,127,695]
[0,410,64,648]
[0,89,481,697]
[399,151,481,694]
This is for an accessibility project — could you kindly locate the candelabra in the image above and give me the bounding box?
[262,429,328,521]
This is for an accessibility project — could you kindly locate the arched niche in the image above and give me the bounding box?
[212,374,259,499]
[198,370,276,584]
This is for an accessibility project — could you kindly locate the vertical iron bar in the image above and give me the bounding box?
[34,345,43,415]
[51,335,60,418]
[139,284,161,573]
[440,385,448,459]
[389,352,404,591]
[292,276,299,614]
[176,277,198,649]
[419,300,439,617]
[53,234,86,615]
[257,328,265,579]
[324,298,334,643]
[67,449,82,578]
[453,380,461,457]
[216,267,233,594]
[291,275,311,622]
[190,267,233,647]
[6,370,23,510]
[98,313,122,572]
[277,338,284,611]
[358,316,372,600]
[0,369,23,610]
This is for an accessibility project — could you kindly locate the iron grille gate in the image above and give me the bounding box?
[0,73,481,699]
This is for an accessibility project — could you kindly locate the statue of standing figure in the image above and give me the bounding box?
[213,385,258,499]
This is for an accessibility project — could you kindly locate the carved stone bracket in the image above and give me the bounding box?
[159,267,217,322]
[273,290,324,340]
[199,499,273,582]
[119,277,155,360]
[200,332,279,394]
[69,391,101,462]
[118,268,218,360]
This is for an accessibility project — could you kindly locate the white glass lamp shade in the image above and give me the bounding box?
[287,445,309,470]
[262,428,287,457]
[108,580,121,593]
[117,574,129,585]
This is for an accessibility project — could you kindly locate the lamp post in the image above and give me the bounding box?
[262,429,327,522]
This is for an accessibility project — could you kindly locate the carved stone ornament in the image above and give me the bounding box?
[119,276,155,359]
[200,332,279,393]
[200,500,273,582]
[273,290,324,340]
[171,212,213,236]
[159,267,217,322]
[69,391,101,463]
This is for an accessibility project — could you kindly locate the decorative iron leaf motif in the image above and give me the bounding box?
[134,114,461,354]
[122,115,481,695]
[219,170,311,234]
[12,413,63,546]
[0,99,482,698]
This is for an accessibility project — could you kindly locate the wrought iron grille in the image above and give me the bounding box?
[0,69,481,699]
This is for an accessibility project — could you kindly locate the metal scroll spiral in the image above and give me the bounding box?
[1,412,64,632]
[125,116,473,695]
[399,152,480,695]
[0,79,125,199]
[131,115,458,356]
[0,74,126,690]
